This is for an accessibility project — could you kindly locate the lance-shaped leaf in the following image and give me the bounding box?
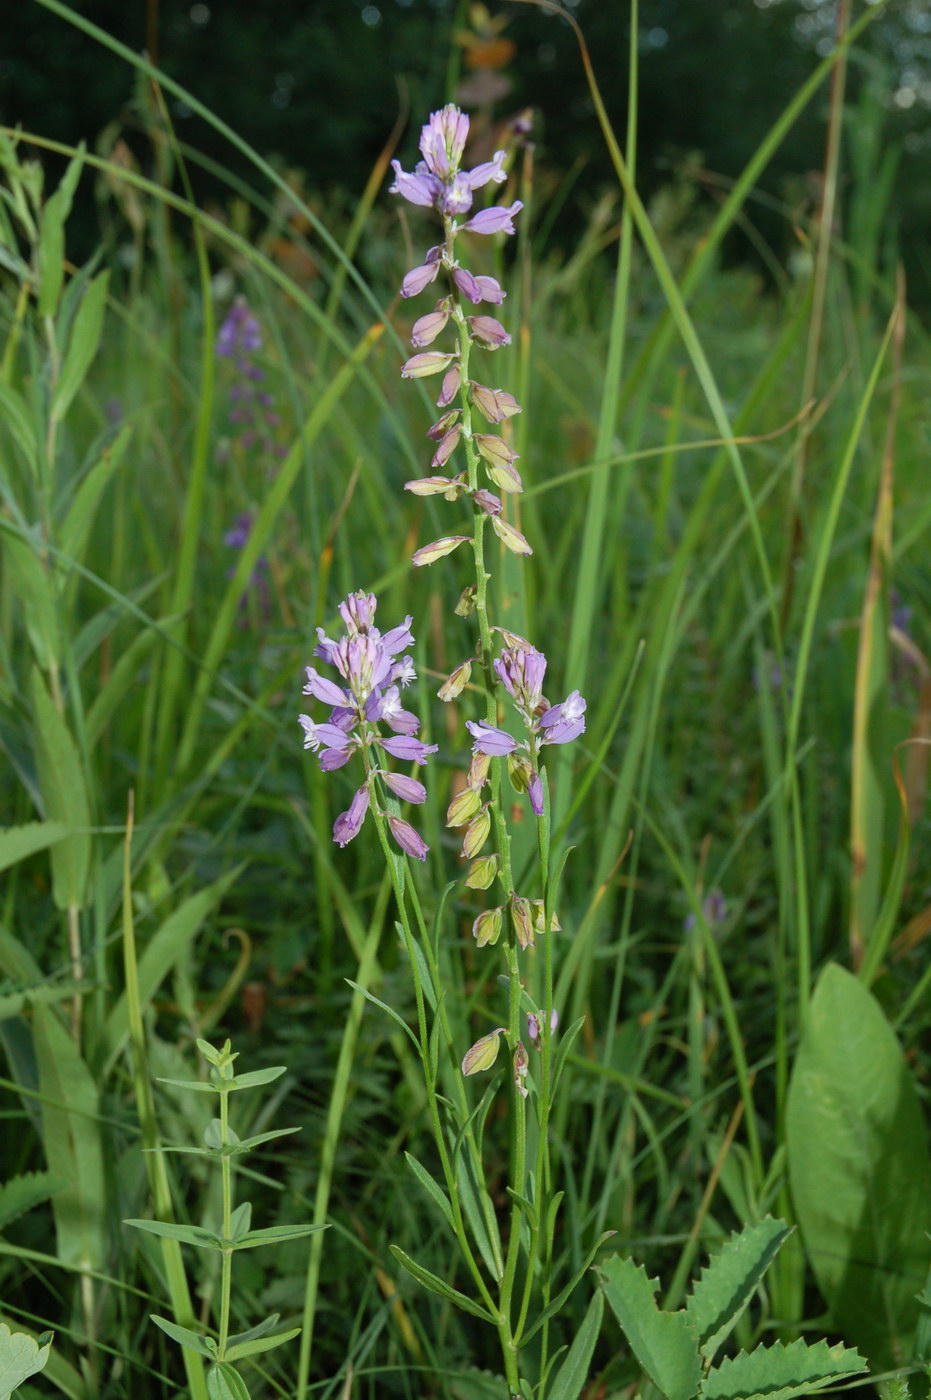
[30,668,91,910]
[599,1255,702,1400]
[225,1327,300,1363]
[206,1362,250,1400]
[701,1337,866,1400]
[126,1219,222,1251]
[389,1245,495,1322]
[548,1288,604,1400]
[52,270,109,422]
[685,1217,793,1361]
[150,1316,216,1359]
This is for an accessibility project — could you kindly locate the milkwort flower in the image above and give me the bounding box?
[390,104,532,565]
[298,591,437,857]
[465,639,586,816]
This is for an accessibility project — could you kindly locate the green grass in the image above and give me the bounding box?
[2,2,931,1397]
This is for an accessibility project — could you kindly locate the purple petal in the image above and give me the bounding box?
[303,667,350,707]
[381,771,428,804]
[529,772,544,816]
[401,256,442,299]
[462,201,523,236]
[441,173,474,216]
[319,745,355,771]
[466,720,518,756]
[332,785,370,846]
[381,616,415,655]
[379,735,439,766]
[465,151,508,190]
[539,690,587,744]
[388,814,429,860]
[389,159,441,208]
[452,267,484,304]
[473,274,506,305]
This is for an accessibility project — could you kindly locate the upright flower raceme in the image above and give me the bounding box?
[298,592,437,858]
[466,636,587,816]
[390,103,532,565]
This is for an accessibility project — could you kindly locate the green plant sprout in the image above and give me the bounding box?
[125,1040,325,1400]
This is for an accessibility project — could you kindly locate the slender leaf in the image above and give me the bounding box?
[224,1328,301,1363]
[404,1151,455,1232]
[51,270,109,421]
[149,1316,216,1359]
[205,1363,251,1400]
[547,1288,604,1400]
[29,668,91,911]
[389,1245,495,1322]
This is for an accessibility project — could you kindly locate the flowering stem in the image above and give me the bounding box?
[217,1088,233,1359]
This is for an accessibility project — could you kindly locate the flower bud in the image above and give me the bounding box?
[530,900,561,933]
[446,786,482,828]
[401,351,456,379]
[486,460,524,494]
[513,1040,529,1098]
[411,535,470,567]
[454,585,477,617]
[467,750,491,790]
[426,408,461,442]
[470,382,521,423]
[465,853,499,890]
[388,815,429,861]
[473,488,502,516]
[405,475,462,497]
[492,516,533,556]
[436,365,461,407]
[472,907,504,948]
[461,805,491,858]
[507,751,533,795]
[438,659,472,701]
[510,893,535,950]
[467,315,511,350]
[410,305,451,346]
[461,1025,507,1075]
[431,423,462,468]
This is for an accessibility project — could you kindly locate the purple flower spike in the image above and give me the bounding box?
[379,734,439,766]
[539,690,587,745]
[420,104,470,179]
[388,814,429,861]
[466,721,518,756]
[333,784,371,847]
[462,202,523,236]
[495,646,547,712]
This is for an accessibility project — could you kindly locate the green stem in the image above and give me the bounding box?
[217,1089,233,1358]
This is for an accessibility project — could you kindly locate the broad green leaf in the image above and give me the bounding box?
[149,1316,215,1359]
[786,962,931,1369]
[102,865,244,1075]
[685,1218,792,1361]
[206,1362,250,1400]
[389,1245,495,1323]
[58,422,133,564]
[32,1004,106,1272]
[404,1152,455,1231]
[51,270,109,422]
[0,1323,53,1396]
[547,1288,604,1400]
[126,1219,221,1250]
[30,668,91,910]
[224,1328,300,1363]
[599,1255,702,1400]
[701,1337,866,1400]
[0,823,68,876]
[0,1171,62,1229]
[0,1317,84,1400]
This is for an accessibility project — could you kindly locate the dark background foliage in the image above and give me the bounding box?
[3,0,931,291]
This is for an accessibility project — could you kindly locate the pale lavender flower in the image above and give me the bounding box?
[538,690,587,745]
[216,296,262,361]
[468,316,511,350]
[462,202,523,236]
[299,591,436,854]
[388,815,429,861]
[466,721,519,756]
[527,1008,558,1041]
[333,785,371,847]
[684,889,728,932]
